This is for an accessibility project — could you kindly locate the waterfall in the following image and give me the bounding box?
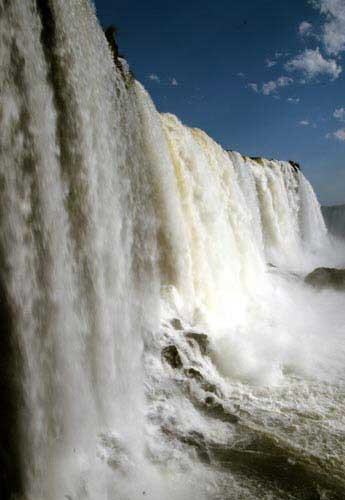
[0,1,160,498]
[0,1,337,500]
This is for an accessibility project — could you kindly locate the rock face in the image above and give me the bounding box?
[322,204,345,239]
[288,160,301,172]
[0,279,23,500]
[170,318,183,330]
[162,345,182,368]
[184,331,209,355]
[305,267,345,290]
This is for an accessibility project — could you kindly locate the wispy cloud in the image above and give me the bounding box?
[170,78,179,86]
[248,76,293,96]
[148,74,160,83]
[299,21,313,37]
[261,81,277,95]
[262,76,293,95]
[333,107,345,121]
[334,128,345,141]
[247,83,259,93]
[285,47,342,80]
[266,58,277,68]
[237,72,245,78]
[299,120,310,126]
[287,97,300,104]
[315,0,345,55]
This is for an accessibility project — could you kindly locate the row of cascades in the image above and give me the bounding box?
[1,1,344,499]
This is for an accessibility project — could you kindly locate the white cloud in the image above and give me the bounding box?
[148,74,160,83]
[299,21,313,36]
[315,0,345,55]
[261,76,293,95]
[262,81,278,95]
[299,120,310,126]
[248,83,259,93]
[277,76,293,86]
[237,72,245,78]
[285,47,342,80]
[287,97,300,103]
[266,58,277,68]
[171,78,178,86]
[248,76,294,96]
[334,128,345,140]
[333,107,345,121]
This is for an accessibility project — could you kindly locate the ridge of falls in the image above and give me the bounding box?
[0,1,344,500]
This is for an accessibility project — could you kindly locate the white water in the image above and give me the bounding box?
[0,1,344,499]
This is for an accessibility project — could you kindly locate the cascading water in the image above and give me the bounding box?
[0,1,161,498]
[1,1,345,500]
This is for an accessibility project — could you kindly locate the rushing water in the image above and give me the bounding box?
[0,1,344,499]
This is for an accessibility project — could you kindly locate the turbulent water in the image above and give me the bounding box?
[0,1,345,500]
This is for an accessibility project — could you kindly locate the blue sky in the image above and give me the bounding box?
[93,0,345,205]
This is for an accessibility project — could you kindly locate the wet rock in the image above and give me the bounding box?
[170,318,183,330]
[185,331,209,355]
[289,160,301,172]
[181,431,210,463]
[162,345,182,369]
[250,156,265,166]
[305,267,345,290]
[204,396,239,424]
[202,382,221,396]
[0,278,24,500]
[168,429,210,464]
[185,367,204,382]
[162,425,210,463]
[185,368,221,396]
[209,431,345,500]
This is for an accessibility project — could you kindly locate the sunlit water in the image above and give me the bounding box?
[0,1,344,499]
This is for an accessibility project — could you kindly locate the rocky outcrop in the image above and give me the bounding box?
[288,160,301,172]
[250,156,265,166]
[162,345,183,368]
[0,278,23,500]
[305,267,345,290]
[170,318,183,330]
[184,331,209,355]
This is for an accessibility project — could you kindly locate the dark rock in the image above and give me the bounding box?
[170,318,183,330]
[161,425,210,463]
[289,160,301,172]
[185,367,204,382]
[203,382,220,395]
[180,431,210,463]
[209,431,345,500]
[185,368,221,396]
[204,396,239,424]
[305,267,345,290]
[250,157,265,166]
[185,331,209,355]
[162,345,182,368]
[0,276,24,500]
